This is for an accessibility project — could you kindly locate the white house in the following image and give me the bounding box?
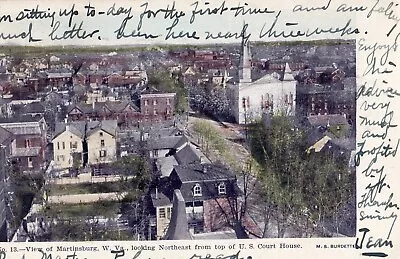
[227,40,296,124]
[52,122,86,170]
[86,120,118,165]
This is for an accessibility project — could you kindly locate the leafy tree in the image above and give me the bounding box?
[249,116,354,237]
[8,162,43,230]
[113,155,151,192]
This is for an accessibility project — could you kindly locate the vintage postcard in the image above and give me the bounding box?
[0,0,398,258]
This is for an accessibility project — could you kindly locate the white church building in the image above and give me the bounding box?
[227,40,296,124]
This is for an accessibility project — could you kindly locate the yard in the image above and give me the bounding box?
[47,180,138,196]
[41,200,121,218]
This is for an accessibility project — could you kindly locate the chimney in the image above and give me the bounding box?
[92,101,95,111]
[64,117,68,123]
[155,187,159,199]
[203,165,207,174]
[66,125,70,132]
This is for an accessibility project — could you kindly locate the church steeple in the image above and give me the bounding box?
[239,33,252,84]
[282,62,295,81]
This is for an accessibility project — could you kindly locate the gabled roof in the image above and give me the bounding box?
[86,120,118,137]
[53,121,87,140]
[148,135,187,150]
[106,100,140,113]
[67,101,139,114]
[174,144,201,165]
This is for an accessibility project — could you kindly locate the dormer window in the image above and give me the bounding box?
[193,184,202,196]
[218,183,226,195]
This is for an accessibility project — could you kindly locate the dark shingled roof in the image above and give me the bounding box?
[20,102,45,114]
[172,163,236,183]
[147,136,187,150]
[150,189,172,207]
[174,144,201,165]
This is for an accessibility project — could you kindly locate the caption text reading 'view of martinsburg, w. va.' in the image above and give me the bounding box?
[0,38,356,242]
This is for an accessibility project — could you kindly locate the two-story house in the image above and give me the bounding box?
[86,120,118,165]
[0,116,47,172]
[52,121,86,170]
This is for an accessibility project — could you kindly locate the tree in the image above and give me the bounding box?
[113,155,151,192]
[8,162,43,230]
[249,116,355,237]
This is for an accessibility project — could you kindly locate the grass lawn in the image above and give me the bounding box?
[48,181,134,196]
[42,200,120,218]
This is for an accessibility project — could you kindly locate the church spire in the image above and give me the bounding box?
[282,62,295,81]
[239,30,252,84]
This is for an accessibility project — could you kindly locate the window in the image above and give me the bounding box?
[153,149,159,157]
[242,97,250,109]
[99,132,103,137]
[153,99,158,105]
[99,150,107,157]
[159,208,166,218]
[144,99,149,106]
[193,184,202,196]
[57,155,65,162]
[144,109,148,115]
[100,139,105,147]
[154,109,157,116]
[167,98,171,105]
[167,207,172,219]
[70,141,78,149]
[166,109,170,115]
[218,183,226,194]
[25,139,31,148]
[57,142,60,150]
[28,157,33,168]
[62,142,65,149]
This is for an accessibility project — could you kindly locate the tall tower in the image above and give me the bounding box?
[239,36,252,84]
